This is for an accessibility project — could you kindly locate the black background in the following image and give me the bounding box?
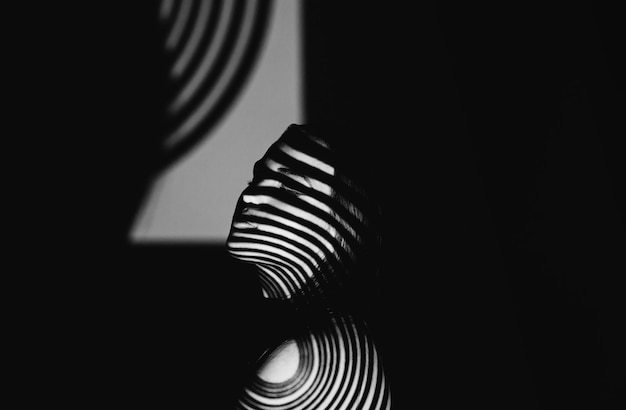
[10,1,623,408]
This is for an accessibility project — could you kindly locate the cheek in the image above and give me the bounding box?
[242,180,297,208]
[310,179,333,197]
[241,192,287,214]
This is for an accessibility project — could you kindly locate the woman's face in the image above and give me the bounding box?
[227,127,362,299]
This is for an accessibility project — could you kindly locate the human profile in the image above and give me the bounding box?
[226,123,391,409]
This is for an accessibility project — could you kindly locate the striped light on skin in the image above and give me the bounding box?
[227,133,351,299]
[257,339,300,383]
[236,316,391,410]
[228,125,391,408]
[240,199,341,256]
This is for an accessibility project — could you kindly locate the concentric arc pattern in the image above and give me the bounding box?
[237,316,391,410]
[158,0,273,167]
[227,125,390,409]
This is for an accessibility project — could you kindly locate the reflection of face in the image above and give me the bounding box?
[227,125,371,300]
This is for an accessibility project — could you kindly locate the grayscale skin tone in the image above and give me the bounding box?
[226,125,390,409]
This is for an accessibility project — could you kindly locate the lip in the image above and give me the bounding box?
[232,204,258,229]
[233,220,257,229]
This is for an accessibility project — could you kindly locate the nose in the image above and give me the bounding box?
[242,194,263,205]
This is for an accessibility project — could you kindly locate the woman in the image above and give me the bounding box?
[227,124,391,409]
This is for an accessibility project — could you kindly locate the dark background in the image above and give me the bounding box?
[11,1,623,408]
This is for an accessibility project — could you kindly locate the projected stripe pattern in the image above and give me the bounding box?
[227,125,380,301]
[158,0,273,166]
[227,125,390,408]
[237,315,391,410]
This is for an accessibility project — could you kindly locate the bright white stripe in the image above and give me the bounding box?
[165,0,193,51]
[299,193,332,213]
[352,329,375,410]
[304,330,334,408]
[240,204,340,258]
[227,241,312,282]
[315,318,350,409]
[166,0,260,145]
[236,222,327,264]
[231,231,320,270]
[232,221,318,259]
[255,173,361,242]
[228,247,284,265]
[337,319,361,410]
[231,222,254,230]
[241,194,329,234]
[226,255,293,296]
[374,370,389,410]
[171,0,213,78]
[227,248,290,271]
[238,400,255,410]
[280,144,334,175]
[257,265,289,298]
[258,167,333,194]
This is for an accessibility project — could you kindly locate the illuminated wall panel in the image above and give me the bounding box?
[132,0,302,242]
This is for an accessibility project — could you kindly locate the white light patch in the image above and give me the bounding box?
[257,340,300,383]
[247,333,320,406]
